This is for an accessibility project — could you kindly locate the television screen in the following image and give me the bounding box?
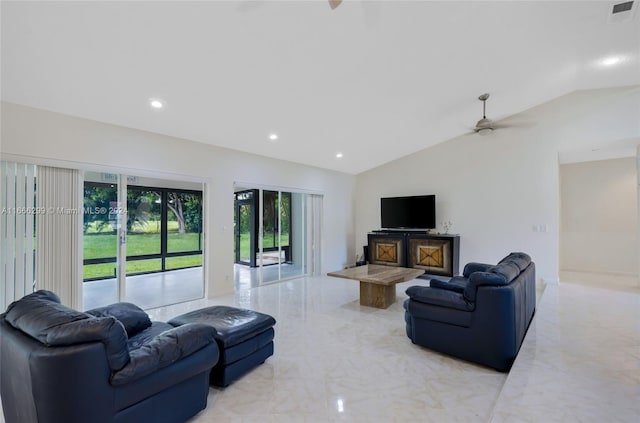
[380,195,436,229]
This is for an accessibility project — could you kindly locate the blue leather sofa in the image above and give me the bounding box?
[404,252,536,371]
[0,290,219,423]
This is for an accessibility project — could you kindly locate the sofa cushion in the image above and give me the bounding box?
[499,252,531,271]
[429,276,467,293]
[127,321,175,351]
[463,261,521,302]
[86,302,152,337]
[111,323,217,386]
[406,285,474,312]
[462,262,493,277]
[5,290,92,341]
[490,262,521,283]
[20,289,61,303]
[4,290,130,371]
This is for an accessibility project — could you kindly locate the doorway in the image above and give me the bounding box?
[559,157,639,292]
[234,185,322,289]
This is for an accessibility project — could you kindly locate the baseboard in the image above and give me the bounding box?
[560,269,638,278]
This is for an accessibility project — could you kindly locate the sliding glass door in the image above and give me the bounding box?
[234,185,320,288]
[261,190,283,283]
[83,172,204,310]
[82,176,122,308]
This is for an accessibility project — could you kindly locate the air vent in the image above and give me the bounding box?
[612,1,633,14]
[608,1,636,22]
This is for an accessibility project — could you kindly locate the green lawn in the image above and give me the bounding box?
[166,255,203,269]
[84,232,202,259]
[237,232,289,260]
[83,229,203,279]
[83,255,202,280]
[84,225,291,279]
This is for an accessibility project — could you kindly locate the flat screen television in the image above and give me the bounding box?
[380,195,436,230]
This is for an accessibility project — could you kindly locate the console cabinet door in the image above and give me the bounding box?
[406,235,460,276]
[367,234,405,267]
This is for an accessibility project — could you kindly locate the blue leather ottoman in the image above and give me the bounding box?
[168,306,275,386]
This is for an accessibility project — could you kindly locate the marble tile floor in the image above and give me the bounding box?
[234,263,306,291]
[559,270,640,294]
[149,276,507,422]
[82,267,205,311]
[82,262,305,313]
[146,273,639,422]
[490,279,640,422]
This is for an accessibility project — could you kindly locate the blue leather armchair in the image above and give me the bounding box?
[404,252,536,371]
[0,290,219,423]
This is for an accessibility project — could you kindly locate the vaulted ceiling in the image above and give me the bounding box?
[2,1,639,174]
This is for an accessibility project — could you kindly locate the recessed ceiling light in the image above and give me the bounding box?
[336,152,343,158]
[269,133,278,141]
[601,56,621,66]
[149,98,165,109]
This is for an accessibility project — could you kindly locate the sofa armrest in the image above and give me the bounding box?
[405,286,473,311]
[429,276,467,293]
[43,316,130,371]
[111,323,217,386]
[462,262,493,277]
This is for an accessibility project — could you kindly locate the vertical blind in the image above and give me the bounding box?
[1,161,37,311]
[309,194,323,276]
[35,165,83,308]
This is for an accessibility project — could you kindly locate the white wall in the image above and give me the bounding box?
[0,102,356,296]
[355,126,560,282]
[355,87,640,283]
[560,158,638,275]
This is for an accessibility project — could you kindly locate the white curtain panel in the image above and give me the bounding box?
[0,161,37,311]
[35,165,83,308]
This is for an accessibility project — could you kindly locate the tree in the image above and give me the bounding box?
[167,192,201,234]
[83,184,116,233]
[127,190,160,232]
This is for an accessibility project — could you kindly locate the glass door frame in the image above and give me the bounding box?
[234,189,258,267]
[117,176,127,300]
[83,172,205,309]
[234,183,321,287]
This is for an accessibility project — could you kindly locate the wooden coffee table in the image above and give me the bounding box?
[328,264,425,309]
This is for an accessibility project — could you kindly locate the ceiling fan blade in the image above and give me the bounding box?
[329,0,343,10]
[492,116,537,130]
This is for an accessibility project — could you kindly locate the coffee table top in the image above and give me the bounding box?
[328,264,425,286]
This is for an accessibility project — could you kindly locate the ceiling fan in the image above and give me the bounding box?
[471,93,533,135]
[474,93,495,135]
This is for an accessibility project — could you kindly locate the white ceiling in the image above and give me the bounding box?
[2,0,639,174]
